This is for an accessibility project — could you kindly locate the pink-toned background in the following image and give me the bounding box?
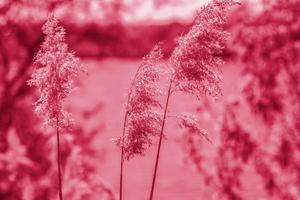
[1,0,300,200]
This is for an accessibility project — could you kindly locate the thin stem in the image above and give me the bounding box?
[119,144,124,200]
[149,79,173,200]
[119,112,128,200]
[119,63,144,200]
[119,148,124,200]
[56,117,63,200]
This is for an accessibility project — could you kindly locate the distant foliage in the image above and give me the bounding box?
[235,0,300,125]
[181,1,300,200]
[62,130,117,200]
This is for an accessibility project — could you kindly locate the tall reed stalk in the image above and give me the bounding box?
[149,79,173,200]
[117,45,164,200]
[148,1,236,199]
[117,1,235,199]
[119,112,128,200]
[117,46,161,200]
[28,14,82,200]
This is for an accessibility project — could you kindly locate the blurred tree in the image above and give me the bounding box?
[0,1,116,199]
[181,0,300,199]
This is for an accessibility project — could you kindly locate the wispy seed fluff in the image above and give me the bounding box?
[170,0,235,99]
[122,45,164,160]
[28,14,82,130]
[118,0,235,159]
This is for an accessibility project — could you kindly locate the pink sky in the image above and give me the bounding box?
[122,0,210,24]
[74,0,262,24]
[57,0,211,25]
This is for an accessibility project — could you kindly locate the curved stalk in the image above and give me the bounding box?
[149,79,173,200]
[119,64,144,200]
[119,111,128,200]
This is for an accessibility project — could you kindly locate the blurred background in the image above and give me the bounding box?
[0,0,300,200]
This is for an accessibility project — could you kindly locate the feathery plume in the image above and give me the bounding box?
[177,113,212,143]
[122,45,163,160]
[171,0,235,99]
[28,14,82,130]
